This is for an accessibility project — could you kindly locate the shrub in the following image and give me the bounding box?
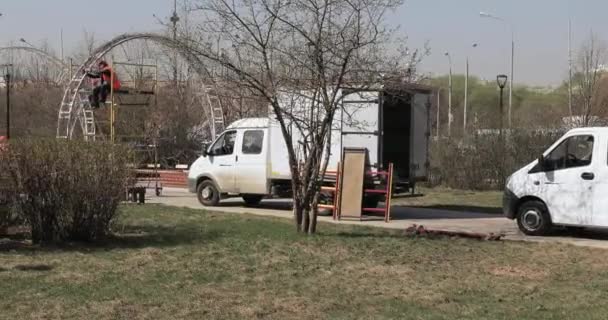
[0,143,17,229]
[3,139,134,244]
[429,130,563,190]
[0,206,11,230]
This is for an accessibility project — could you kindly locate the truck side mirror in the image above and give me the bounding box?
[201,143,209,157]
[538,154,545,169]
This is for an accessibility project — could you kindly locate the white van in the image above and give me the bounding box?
[504,127,607,235]
[187,86,433,207]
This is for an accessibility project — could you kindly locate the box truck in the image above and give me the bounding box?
[188,85,433,206]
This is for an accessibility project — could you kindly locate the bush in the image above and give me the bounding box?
[430,130,563,190]
[0,143,17,229]
[2,139,134,244]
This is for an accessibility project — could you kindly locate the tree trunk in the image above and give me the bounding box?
[302,208,310,233]
[293,200,303,232]
[309,207,318,234]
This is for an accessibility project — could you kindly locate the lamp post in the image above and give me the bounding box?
[170,0,180,84]
[5,73,9,140]
[568,19,573,117]
[436,87,443,139]
[19,38,35,48]
[497,74,508,183]
[444,52,453,137]
[1,65,12,140]
[481,11,514,128]
[464,43,478,135]
[20,38,42,81]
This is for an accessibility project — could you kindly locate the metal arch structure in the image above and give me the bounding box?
[0,46,69,84]
[56,32,226,141]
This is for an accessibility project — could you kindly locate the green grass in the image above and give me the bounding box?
[2,204,608,319]
[393,187,503,213]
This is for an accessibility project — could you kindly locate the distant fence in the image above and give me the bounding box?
[160,170,188,188]
[136,169,188,189]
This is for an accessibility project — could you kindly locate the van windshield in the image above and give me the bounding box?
[544,135,594,171]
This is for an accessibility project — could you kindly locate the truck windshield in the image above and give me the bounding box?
[210,131,236,156]
[544,135,594,171]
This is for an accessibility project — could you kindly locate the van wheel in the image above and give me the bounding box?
[516,201,552,236]
[242,195,263,207]
[197,180,220,206]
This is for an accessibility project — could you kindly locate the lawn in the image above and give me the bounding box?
[393,187,503,214]
[2,204,608,319]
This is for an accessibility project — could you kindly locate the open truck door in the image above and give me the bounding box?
[381,90,431,194]
[341,88,431,194]
[410,92,431,182]
[341,91,380,168]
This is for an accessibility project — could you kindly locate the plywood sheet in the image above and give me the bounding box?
[339,148,366,218]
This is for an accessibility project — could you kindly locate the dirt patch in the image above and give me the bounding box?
[14,264,53,272]
[489,266,548,280]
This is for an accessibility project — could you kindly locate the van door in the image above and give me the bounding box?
[208,130,238,193]
[592,135,608,226]
[236,129,268,194]
[535,134,595,225]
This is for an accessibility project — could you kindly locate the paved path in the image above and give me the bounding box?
[149,188,608,249]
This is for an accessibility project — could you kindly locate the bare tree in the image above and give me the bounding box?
[188,0,419,233]
[573,32,608,126]
[73,30,98,64]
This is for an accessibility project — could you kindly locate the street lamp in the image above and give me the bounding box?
[20,38,41,80]
[19,38,35,48]
[170,0,180,83]
[497,74,508,183]
[464,43,478,135]
[436,87,443,139]
[1,64,12,140]
[481,11,514,128]
[5,73,9,140]
[444,52,453,137]
[497,74,508,127]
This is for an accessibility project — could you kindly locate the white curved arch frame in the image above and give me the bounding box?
[0,46,69,84]
[56,33,226,141]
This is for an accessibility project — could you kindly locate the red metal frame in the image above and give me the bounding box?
[359,163,394,222]
[302,162,395,223]
[315,162,341,220]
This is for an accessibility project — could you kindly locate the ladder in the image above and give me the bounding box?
[78,89,96,140]
[57,75,87,139]
[57,49,108,140]
[201,85,225,140]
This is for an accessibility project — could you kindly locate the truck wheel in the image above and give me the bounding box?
[197,180,220,206]
[516,200,552,236]
[242,195,263,207]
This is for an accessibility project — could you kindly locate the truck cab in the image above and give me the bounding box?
[188,119,270,206]
[504,127,608,235]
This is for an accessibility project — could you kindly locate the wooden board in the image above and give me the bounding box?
[338,148,366,218]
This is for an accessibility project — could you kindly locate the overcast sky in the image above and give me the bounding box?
[0,0,605,86]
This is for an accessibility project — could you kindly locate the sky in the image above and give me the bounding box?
[0,0,606,86]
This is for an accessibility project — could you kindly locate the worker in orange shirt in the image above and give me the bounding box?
[85,60,121,108]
